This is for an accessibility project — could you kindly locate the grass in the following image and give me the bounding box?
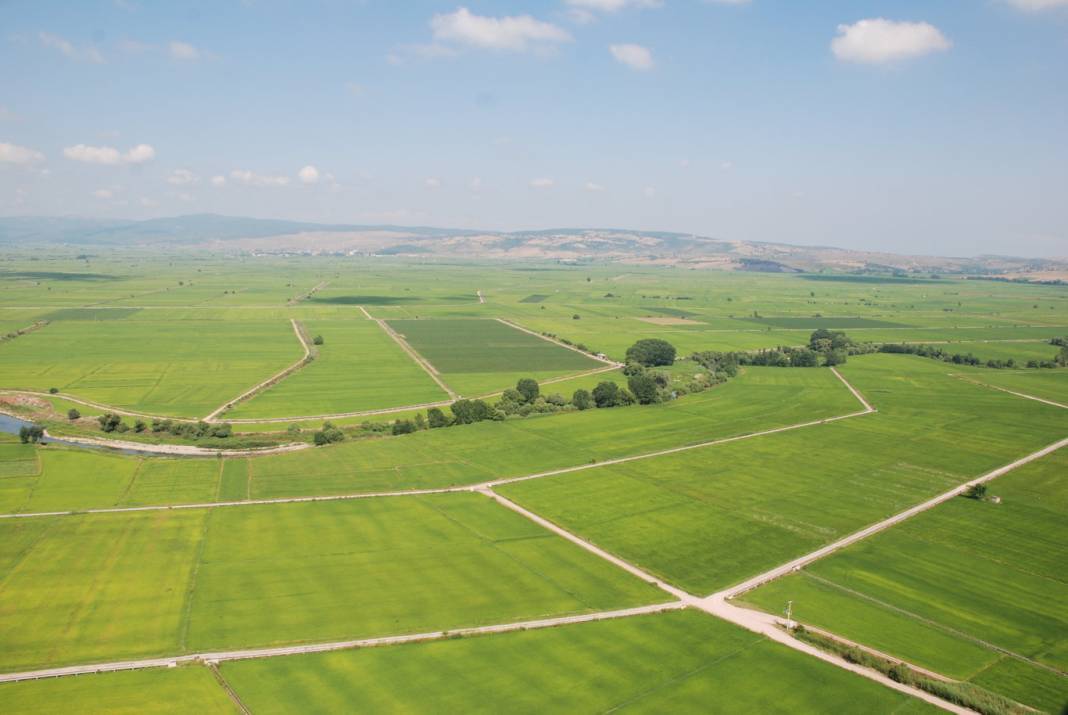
[0,493,659,671]
[0,665,236,714]
[0,319,301,418]
[228,319,447,418]
[739,449,1068,713]
[954,367,1068,404]
[497,355,1068,595]
[219,609,935,714]
[387,318,601,395]
[738,316,911,329]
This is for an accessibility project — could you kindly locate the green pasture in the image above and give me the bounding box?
[0,666,235,714]
[954,366,1068,404]
[228,319,447,418]
[0,493,658,671]
[220,609,933,714]
[386,318,602,395]
[741,449,1068,713]
[498,355,1068,594]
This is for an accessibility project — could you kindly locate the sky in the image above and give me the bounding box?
[1,0,1066,257]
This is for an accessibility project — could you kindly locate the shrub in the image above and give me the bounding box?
[19,424,44,443]
[391,419,416,435]
[313,422,345,446]
[98,413,123,433]
[592,381,621,408]
[627,372,660,404]
[450,399,495,425]
[571,388,592,410]
[313,335,324,345]
[67,408,81,421]
[48,387,59,394]
[134,419,147,433]
[427,407,448,428]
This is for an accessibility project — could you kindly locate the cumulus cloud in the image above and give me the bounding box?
[298,165,320,184]
[431,7,571,52]
[39,33,105,63]
[167,168,198,186]
[169,41,200,60]
[831,18,951,64]
[610,43,654,70]
[1005,0,1068,9]
[63,143,155,165]
[230,169,289,187]
[529,177,554,189]
[209,175,226,187]
[565,0,661,23]
[0,142,45,165]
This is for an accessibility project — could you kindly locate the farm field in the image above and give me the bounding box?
[0,318,301,418]
[227,319,448,418]
[386,318,604,396]
[498,355,1068,594]
[0,493,659,671]
[954,367,1068,404]
[220,609,934,714]
[740,449,1068,713]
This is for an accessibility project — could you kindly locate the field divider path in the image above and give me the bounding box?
[0,602,685,684]
[477,289,485,304]
[495,318,624,367]
[0,390,200,424]
[203,319,313,422]
[0,368,877,519]
[949,373,1068,409]
[373,315,458,400]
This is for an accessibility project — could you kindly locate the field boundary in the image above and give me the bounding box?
[373,317,459,400]
[204,319,314,421]
[495,318,623,367]
[0,367,876,520]
[949,373,1067,409]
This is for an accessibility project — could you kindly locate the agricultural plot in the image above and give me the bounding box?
[0,318,301,418]
[498,355,1068,594]
[954,367,1068,404]
[740,450,1068,713]
[0,666,236,714]
[386,319,602,396]
[228,319,448,418]
[0,494,659,671]
[220,610,932,714]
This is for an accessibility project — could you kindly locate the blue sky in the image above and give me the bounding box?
[1,0,1066,256]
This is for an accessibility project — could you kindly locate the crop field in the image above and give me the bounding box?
[219,610,933,714]
[0,318,301,417]
[498,355,1068,594]
[386,318,603,395]
[954,366,1068,404]
[228,319,448,418]
[740,450,1068,713]
[0,494,659,671]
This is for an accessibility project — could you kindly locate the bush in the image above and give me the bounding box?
[545,392,567,407]
[19,424,44,444]
[627,372,660,404]
[571,388,592,410]
[515,378,540,403]
[98,412,123,433]
[134,419,147,433]
[450,399,496,425]
[626,339,676,367]
[313,422,345,446]
[592,381,621,408]
[48,387,59,394]
[67,408,81,421]
[965,483,987,500]
[313,335,324,345]
[427,407,448,428]
[391,419,416,435]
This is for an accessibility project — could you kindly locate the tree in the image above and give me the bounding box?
[965,483,987,500]
[625,339,676,367]
[18,424,44,444]
[592,381,621,408]
[427,407,448,428]
[67,408,81,421]
[392,419,416,435]
[313,422,345,446]
[516,378,540,403]
[627,372,660,404]
[1058,344,1068,367]
[48,387,59,394]
[414,413,427,430]
[823,349,847,367]
[450,399,494,424]
[211,423,232,438]
[313,335,324,345]
[98,412,122,433]
[789,348,819,367]
[572,388,592,410]
[134,419,147,433]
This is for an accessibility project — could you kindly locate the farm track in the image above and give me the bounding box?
[373,316,459,400]
[495,318,624,367]
[204,319,313,422]
[0,367,875,520]
[1,367,1063,713]
[286,280,329,306]
[950,373,1068,409]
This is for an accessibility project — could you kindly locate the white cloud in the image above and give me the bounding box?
[169,41,200,61]
[209,175,226,187]
[530,177,554,189]
[566,0,661,12]
[831,18,951,64]
[1005,0,1068,9]
[609,43,654,70]
[0,142,45,165]
[230,169,289,187]
[92,188,114,199]
[298,165,320,184]
[431,7,571,52]
[167,168,198,186]
[585,181,605,191]
[63,143,155,165]
[39,33,105,63]
[424,177,442,190]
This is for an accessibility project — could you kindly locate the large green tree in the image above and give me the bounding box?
[626,339,676,367]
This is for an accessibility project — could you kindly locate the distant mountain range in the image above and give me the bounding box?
[2,214,1065,280]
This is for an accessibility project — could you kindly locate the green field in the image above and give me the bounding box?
[387,318,603,396]
[228,319,448,418]
[740,449,1068,713]
[219,610,933,714]
[498,355,1068,594]
[0,493,659,671]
